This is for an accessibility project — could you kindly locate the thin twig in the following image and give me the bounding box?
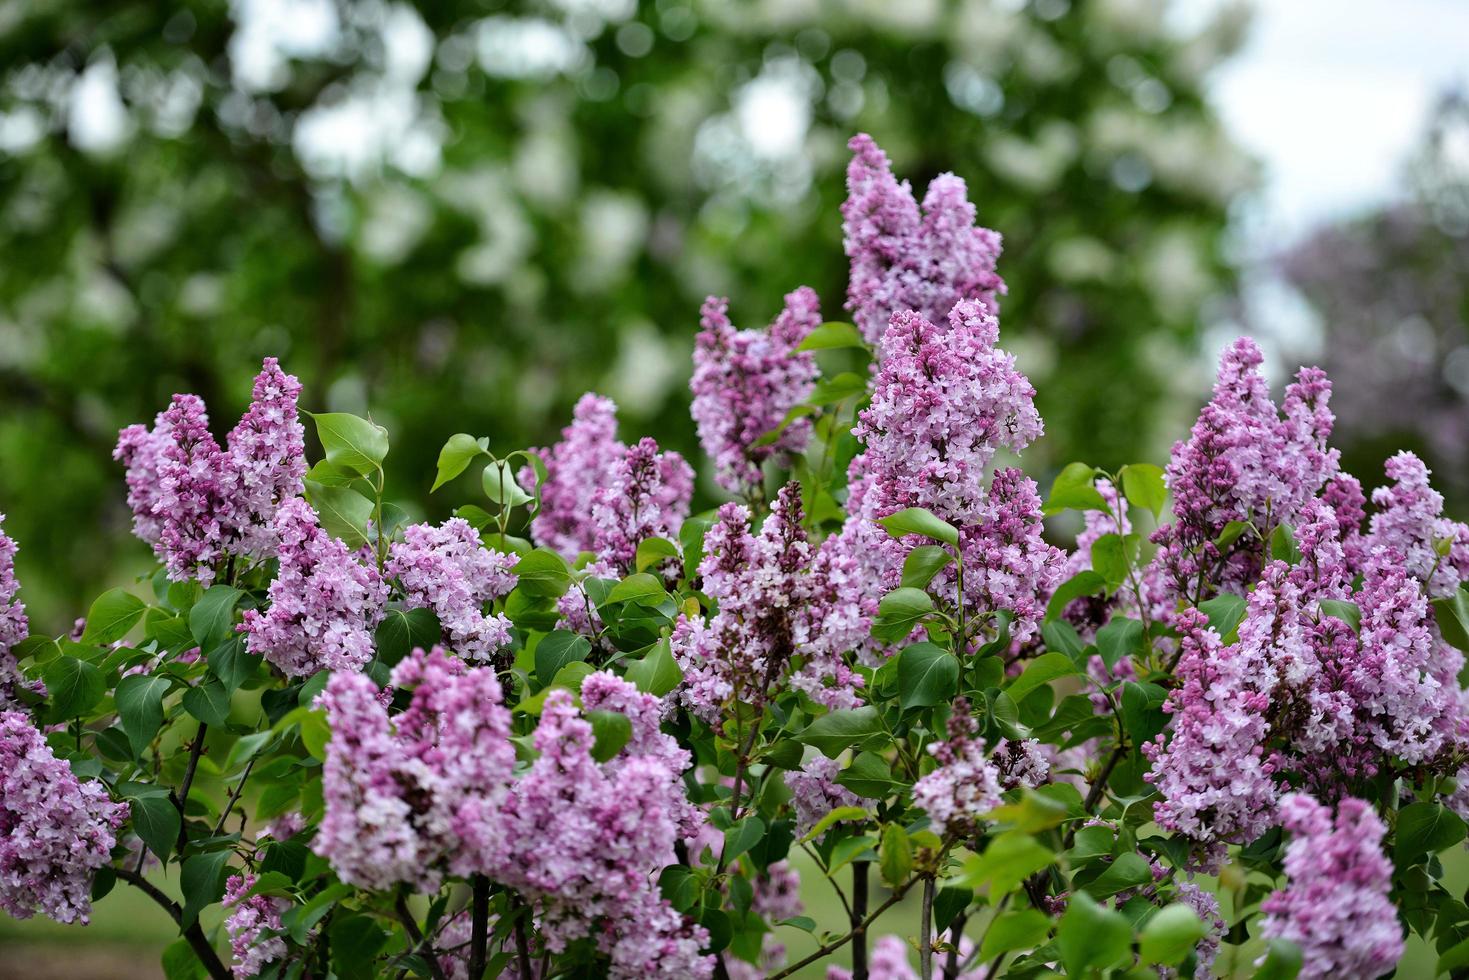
[765,880,916,980]
[115,867,231,980]
[920,876,936,980]
[394,891,449,980]
[512,904,533,980]
[211,757,255,836]
[174,722,209,853]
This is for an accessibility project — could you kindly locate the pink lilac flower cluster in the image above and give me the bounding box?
[1151,339,1339,602]
[114,359,306,584]
[496,681,710,979]
[387,519,518,663]
[240,498,387,678]
[0,711,128,923]
[912,699,1004,838]
[525,393,622,559]
[992,737,1051,790]
[314,647,515,890]
[842,133,1005,345]
[589,436,694,574]
[1366,451,1469,598]
[826,933,986,980]
[786,755,860,838]
[672,485,862,721]
[692,288,821,496]
[1259,793,1403,980]
[0,515,41,711]
[1176,881,1225,978]
[222,874,289,979]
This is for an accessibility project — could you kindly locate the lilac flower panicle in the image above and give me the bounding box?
[1177,881,1225,978]
[787,755,860,838]
[154,393,239,585]
[224,358,307,560]
[387,518,518,663]
[843,133,1005,344]
[113,412,172,549]
[0,711,128,923]
[1365,451,1469,598]
[240,498,387,678]
[591,436,694,572]
[1260,794,1403,980]
[526,393,624,559]
[691,288,821,495]
[0,515,41,711]
[912,700,1004,838]
[223,874,290,979]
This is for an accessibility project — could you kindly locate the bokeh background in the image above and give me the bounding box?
[0,0,1465,973]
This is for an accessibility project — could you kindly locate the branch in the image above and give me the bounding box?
[920,876,935,980]
[851,861,870,980]
[468,875,490,980]
[394,891,449,980]
[174,722,208,853]
[114,867,230,980]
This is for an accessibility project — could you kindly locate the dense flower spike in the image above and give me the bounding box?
[241,498,387,677]
[1177,881,1226,978]
[1144,609,1280,843]
[223,874,289,979]
[691,288,821,495]
[155,393,238,584]
[387,518,518,662]
[843,133,1005,344]
[0,515,39,711]
[497,686,710,979]
[314,648,515,889]
[526,393,624,559]
[223,358,307,560]
[1152,339,1339,602]
[1364,451,1469,597]
[114,410,173,549]
[912,699,1004,838]
[590,436,694,572]
[1260,794,1403,980]
[787,755,860,838]
[0,711,128,923]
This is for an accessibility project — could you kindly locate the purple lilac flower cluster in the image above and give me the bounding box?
[911,699,1005,838]
[1259,793,1403,980]
[0,711,128,923]
[0,515,41,710]
[589,436,694,574]
[387,518,519,662]
[314,647,515,889]
[673,484,863,720]
[842,133,1005,344]
[786,755,861,838]
[692,288,821,496]
[114,358,306,584]
[222,874,290,979]
[240,498,388,678]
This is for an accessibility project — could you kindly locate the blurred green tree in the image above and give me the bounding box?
[0,0,1254,625]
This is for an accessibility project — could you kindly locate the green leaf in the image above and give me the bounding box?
[587,709,633,762]
[1120,681,1170,746]
[1082,851,1154,898]
[901,545,954,591]
[977,909,1051,961]
[432,433,486,491]
[1004,652,1078,704]
[125,789,180,863]
[1095,617,1143,670]
[1269,522,1300,564]
[512,550,573,598]
[723,816,766,864]
[897,642,959,710]
[1139,903,1207,966]
[535,630,591,684]
[988,790,1070,833]
[796,705,885,758]
[1199,592,1247,641]
[871,587,934,645]
[605,573,667,606]
[808,372,867,405]
[877,508,959,547]
[1090,533,1130,588]
[1252,938,1303,980]
[1395,802,1467,864]
[331,913,390,980]
[834,751,900,800]
[798,805,867,843]
[309,412,389,475]
[482,460,534,508]
[635,536,682,572]
[162,937,207,980]
[1215,520,1252,549]
[1433,589,1469,652]
[1119,463,1167,519]
[81,588,146,644]
[304,481,373,549]
[1318,599,1362,633]
[1068,825,1115,863]
[933,886,973,935]
[1057,892,1132,975]
[180,850,232,927]
[625,637,684,697]
[1044,571,1106,622]
[189,585,243,647]
[42,655,105,721]
[375,606,441,665]
[298,708,331,760]
[1043,462,1106,515]
[796,321,867,352]
[116,673,171,757]
[208,636,258,694]
[958,831,1055,898]
[879,823,913,888]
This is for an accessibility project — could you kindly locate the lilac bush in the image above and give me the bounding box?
[3,132,1468,980]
